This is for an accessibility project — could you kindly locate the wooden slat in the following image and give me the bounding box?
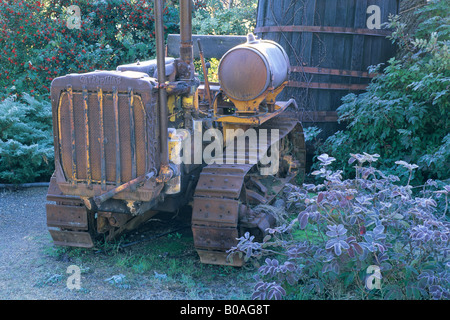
[167,34,247,59]
[297,111,338,123]
[302,0,316,67]
[290,66,376,79]
[288,81,368,91]
[254,25,392,37]
[351,0,368,72]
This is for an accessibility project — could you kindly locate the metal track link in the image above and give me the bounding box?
[191,115,306,266]
[192,164,252,266]
[46,177,95,248]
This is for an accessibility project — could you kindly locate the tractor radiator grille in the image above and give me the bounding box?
[58,86,149,188]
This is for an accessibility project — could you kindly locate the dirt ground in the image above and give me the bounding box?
[0,187,254,300]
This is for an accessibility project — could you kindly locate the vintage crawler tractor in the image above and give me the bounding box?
[46,0,306,266]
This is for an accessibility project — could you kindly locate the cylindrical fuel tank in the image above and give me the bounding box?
[218,34,290,102]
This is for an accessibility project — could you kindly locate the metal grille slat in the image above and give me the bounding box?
[82,87,92,187]
[129,88,137,180]
[97,87,107,190]
[112,87,121,186]
[67,85,77,185]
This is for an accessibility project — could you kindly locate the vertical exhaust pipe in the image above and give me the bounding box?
[155,0,172,182]
[155,0,194,182]
[179,0,194,80]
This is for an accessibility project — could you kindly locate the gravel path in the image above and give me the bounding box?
[0,187,253,300]
[0,187,54,299]
[0,187,136,299]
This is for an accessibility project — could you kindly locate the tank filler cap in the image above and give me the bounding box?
[247,33,259,44]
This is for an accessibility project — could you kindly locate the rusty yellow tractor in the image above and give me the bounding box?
[46,0,305,266]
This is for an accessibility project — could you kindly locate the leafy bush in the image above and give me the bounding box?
[410,0,449,42]
[0,94,54,183]
[192,0,257,35]
[229,153,449,300]
[318,1,449,183]
[0,0,180,182]
[0,0,179,100]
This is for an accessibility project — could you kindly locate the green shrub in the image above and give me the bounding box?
[0,0,180,182]
[0,94,54,184]
[192,0,257,35]
[0,0,179,100]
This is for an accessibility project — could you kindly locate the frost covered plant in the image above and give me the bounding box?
[229,153,449,300]
[395,160,419,185]
[325,224,350,256]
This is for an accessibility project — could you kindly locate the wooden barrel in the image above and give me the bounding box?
[255,0,399,140]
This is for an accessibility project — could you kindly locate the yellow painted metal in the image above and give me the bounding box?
[182,94,195,109]
[265,82,287,105]
[228,94,267,114]
[193,89,199,112]
[215,98,292,127]
[155,164,173,183]
[166,128,189,194]
[168,95,176,122]
[213,81,288,126]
